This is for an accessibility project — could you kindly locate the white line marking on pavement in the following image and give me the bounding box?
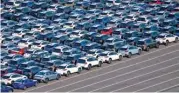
[47,50,179,92]
[69,56,179,92]
[134,77,179,92]
[89,57,179,92]
[157,84,179,92]
[25,43,179,92]
[113,68,179,91]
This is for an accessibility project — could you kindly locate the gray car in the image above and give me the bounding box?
[34,70,61,83]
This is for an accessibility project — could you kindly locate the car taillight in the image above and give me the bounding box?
[85,62,88,64]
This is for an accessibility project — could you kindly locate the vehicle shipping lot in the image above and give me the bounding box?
[14,43,179,92]
[1,0,179,92]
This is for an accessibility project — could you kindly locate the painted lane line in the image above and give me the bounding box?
[47,50,179,92]
[26,43,179,92]
[113,68,179,91]
[69,56,179,92]
[90,57,179,92]
[157,84,179,92]
[134,77,179,92]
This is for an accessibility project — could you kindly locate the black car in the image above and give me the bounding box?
[137,38,159,51]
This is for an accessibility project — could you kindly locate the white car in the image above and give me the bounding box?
[18,38,34,48]
[77,56,102,70]
[12,28,28,37]
[52,45,70,56]
[98,51,123,64]
[70,30,87,38]
[63,21,76,29]
[156,33,178,46]
[1,73,27,85]
[87,49,104,58]
[31,40,49,50]
[56,63,82,77]
[23,49,40,58]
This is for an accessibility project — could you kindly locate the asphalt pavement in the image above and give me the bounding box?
[15,43,179,92]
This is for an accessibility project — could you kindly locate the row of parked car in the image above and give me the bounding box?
[1,0,179,92]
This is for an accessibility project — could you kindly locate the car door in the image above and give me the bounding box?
[109,52,118,60]
[46,72,52,80]
[67,65,76,73]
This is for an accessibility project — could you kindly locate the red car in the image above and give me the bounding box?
[150,0,163,4]
[9,47,26,55]
[100,27,113,35]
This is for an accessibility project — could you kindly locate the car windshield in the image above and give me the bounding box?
[65,23,72,26]
[53,49,61,52]
[63,52,70,55]
[96,19,102,23]
[26,50,33,54]
[158,35,165,38]
[36,72,45,75]
[88,51,95,54]
[106,39,113,43]
[66,57,74,61]
[120,48,128,51]
[42,58,50,61]
[108,45,114,48]
[74,43,80,47]
[24,69,31,73]
[144,33,151,37]
[2,75,10,79]
[100,53,107,56]
[138,18,145,21]
[78,59,86,63]
[19,64,27,68]
[47,63,53,66]
[126,33,132,37]
[20,40,27,43]
[9,60,17,65]
[137,41,145,45]
[33,42,40,45]
[58,66,66,69]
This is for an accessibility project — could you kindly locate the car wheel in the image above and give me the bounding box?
[56,74,60,80]
[44,78,49,83]
[138,49,142,55]
[28,45,31,48]
[108,58,112,64]
[23,86,27,90]
[77,68,81,74]
[9,89,13,92]
[87,64,92,70]
[174,38,178,43]
[127,53,132,58]
[34,82,38,87]
[165,40,169,46]
[66,71,70,77]
[155,43,159,48]
[146,47,150,52]
[118,55,122,61]
[98,61,102,67]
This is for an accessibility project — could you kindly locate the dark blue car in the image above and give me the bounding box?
[1,84,13,92]
[12,79,38,90]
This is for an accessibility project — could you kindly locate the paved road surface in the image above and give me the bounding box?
[14,43,179,92]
